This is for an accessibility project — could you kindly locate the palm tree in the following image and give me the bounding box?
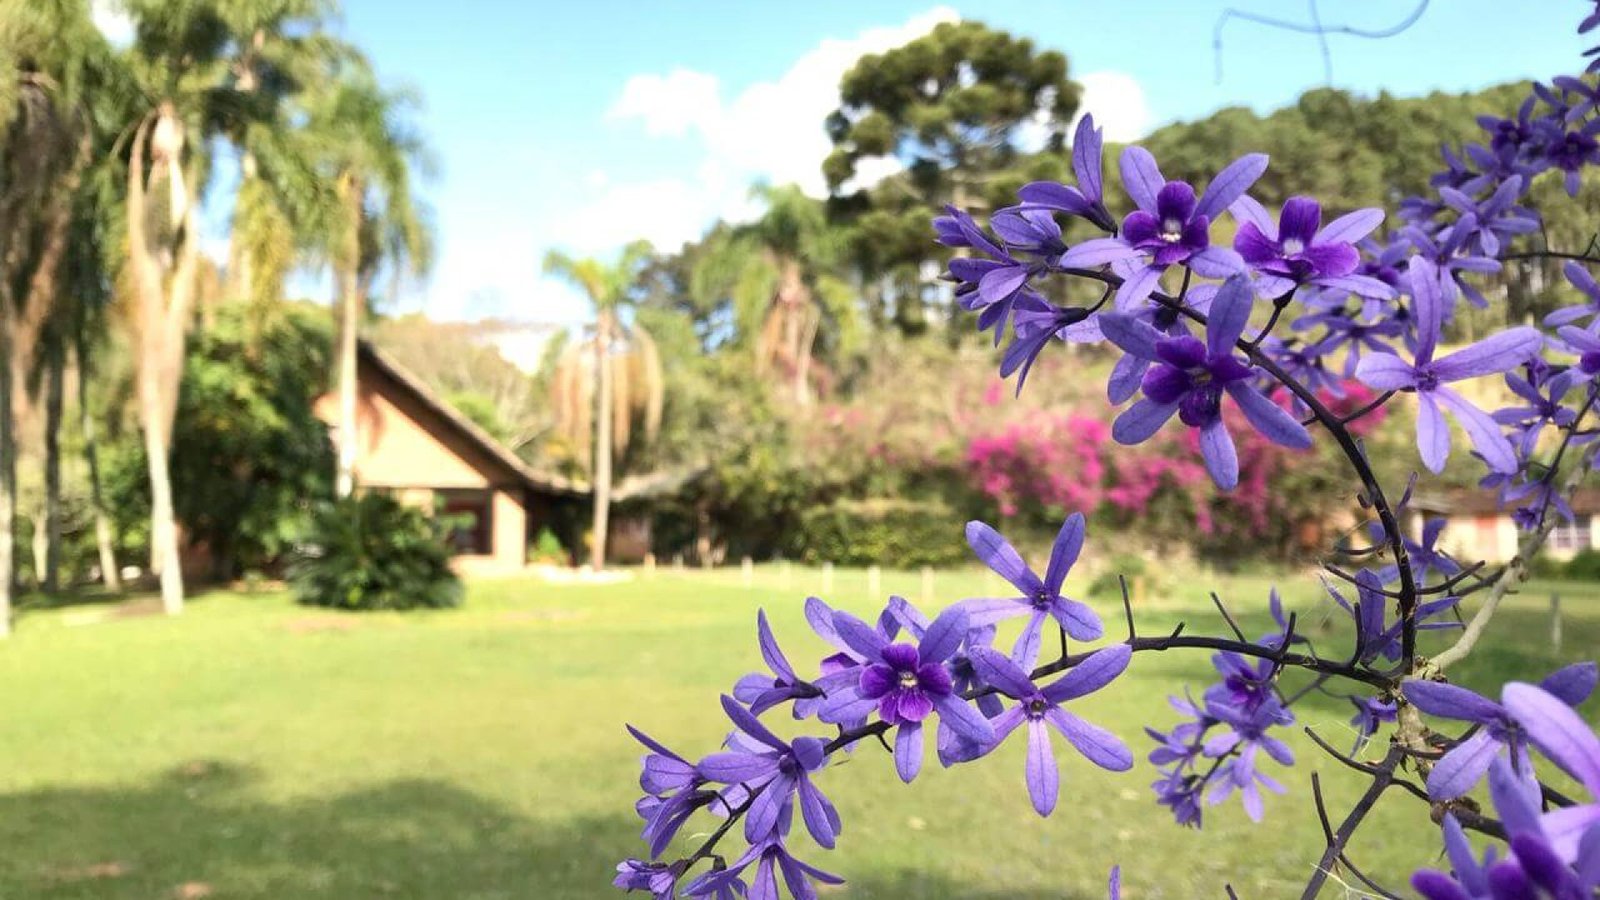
[299,56,433,498]
[0,0,107,630]
[544,243,662,570]
[692,184,859,406]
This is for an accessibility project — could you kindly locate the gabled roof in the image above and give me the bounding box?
[357,340,583,496]
[357,340,705,502]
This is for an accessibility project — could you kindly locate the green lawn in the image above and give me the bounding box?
[0,566,1593,899]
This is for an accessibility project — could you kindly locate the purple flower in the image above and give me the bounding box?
[997,292,1093,393]
[627,726,717,859]
[1494,365,1579,458]
[960,513,1103,669]
[1546,261,1600,332]
[1018,113,1114,231]
[1556,325,1600,388]
[697,695,840,848]
[1348,696,1397,751]
[733,610,812,716]
[1401,662,1597,801]
[1060,149,1262,309]
[1324,569,1460,664]
[1109,866,1122,900]
[1412,757,1600,900]
[613,859,677,898]
[1437,176,1540,257]
[1502,681,1600,862]
[1354,256,1544,473]
[1202,694,1295,822]
[1371,517,1463,588]
[1545,121,1600,196]
[818,605,994,782]
[686,836,843,900]
[1231,195,1391,298]
[1100,275,1313,489]
[971,644,1134,815]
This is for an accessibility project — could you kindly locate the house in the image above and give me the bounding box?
[313,341,582,574]
[1409,488,1600,564]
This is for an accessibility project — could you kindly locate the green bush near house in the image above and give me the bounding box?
[792,498,969,568]
[1562,548,1600,581]
[289,493,462,611]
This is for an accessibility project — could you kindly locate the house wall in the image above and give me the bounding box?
[1435,512,1594,564]
[313,372,532,574]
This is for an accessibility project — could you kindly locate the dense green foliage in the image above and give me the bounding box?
[288,492,461,611]
[792,498,969,567]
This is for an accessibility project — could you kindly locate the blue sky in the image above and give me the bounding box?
[326,0,1588,330]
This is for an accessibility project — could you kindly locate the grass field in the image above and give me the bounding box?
[0,564,1593,899]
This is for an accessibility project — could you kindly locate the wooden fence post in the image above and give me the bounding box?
[643,553,655,577]
[780,560,792,591]
[741,557,753,588]
[921,566,934,602]
[1552,593,1563,652]
[821,562,834,594]
[867,565,881,599]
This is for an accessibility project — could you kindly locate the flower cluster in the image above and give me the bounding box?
[616,6,1600,896]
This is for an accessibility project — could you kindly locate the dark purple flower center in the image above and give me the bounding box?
[1415,367,1440,392]
[1581,350,1600,375]
[1025,697,1049,720]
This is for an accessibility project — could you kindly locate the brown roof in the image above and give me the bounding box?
[358,340,702,502]
[1411,487,1600,516]
[358,340,583,497]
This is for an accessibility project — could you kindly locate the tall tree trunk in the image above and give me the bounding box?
[41,350,62,592]
[126,107,195,615]
[334,174,362,498]
[76,334,120,591]
[590,314,613,570]
[0,319,13,637]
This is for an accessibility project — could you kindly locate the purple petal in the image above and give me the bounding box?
[1107,352,1150,404]
[1199,420,1239,490]
[1277,196,1322,244]
[1041,644,1132,703]
[721,694,788,751]
[1119,146,1164,211]
[932,694,996,746]
[1196,154,1269,221]
[1186,246,1246,278]
[894,722,923,783]
[859,664,895,700]
[1061,238,1138,268]
[1042,512,1086,594]
[1045,707,1133,771]
[1230,195,1275,236]
[1316,273,1396,299]
[1226,383,1312,449]
[1539,662,1599,707]
[1354,353,1419,391]
[1018,181,1089,214]
[1026,720,1059,816]
[1114,265,1162,311]
[969,646,1036,698]
[797,778,840,849]
[1502,682,1600,795]
[965,521,1045,594]
[1416,392,1450,473]
[1540,804,1600,862]
[1048,596,1104,641]
[804,596,844,650]
[1098,313,1164,360]
[1206,275,1254,355]
[1410,255,1444,364]
[831,611,889,661]
[1435,387,1518,474]
[918,605,968,664]
[1013,608,1048,671]
[1402,680,1504,723]
[743,772,793,842]
[700,751,781,785]
[958,596,1027,628]
[1425,730,1498,800]
[1112,399,1178,444]
[755,610,796,681]
[1431,327,1544,382]
[1073,114,1103,200]
[1315,207,1384,246]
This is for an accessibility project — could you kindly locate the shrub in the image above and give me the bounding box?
[791,499,968,567]
[1562,548,1600,581]
[289,493,462,611]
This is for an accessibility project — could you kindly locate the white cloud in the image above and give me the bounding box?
[1076,70,1152,143]
[565,6,960,257]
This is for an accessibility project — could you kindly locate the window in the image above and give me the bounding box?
[1551,515,1592,553]
[437,489,494,555]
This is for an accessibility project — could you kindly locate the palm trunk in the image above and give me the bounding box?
[41,351,62,593]
[0,322,13,637]
[590,313,613,570]
[76,334,120,591]
[334,175,362,498]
